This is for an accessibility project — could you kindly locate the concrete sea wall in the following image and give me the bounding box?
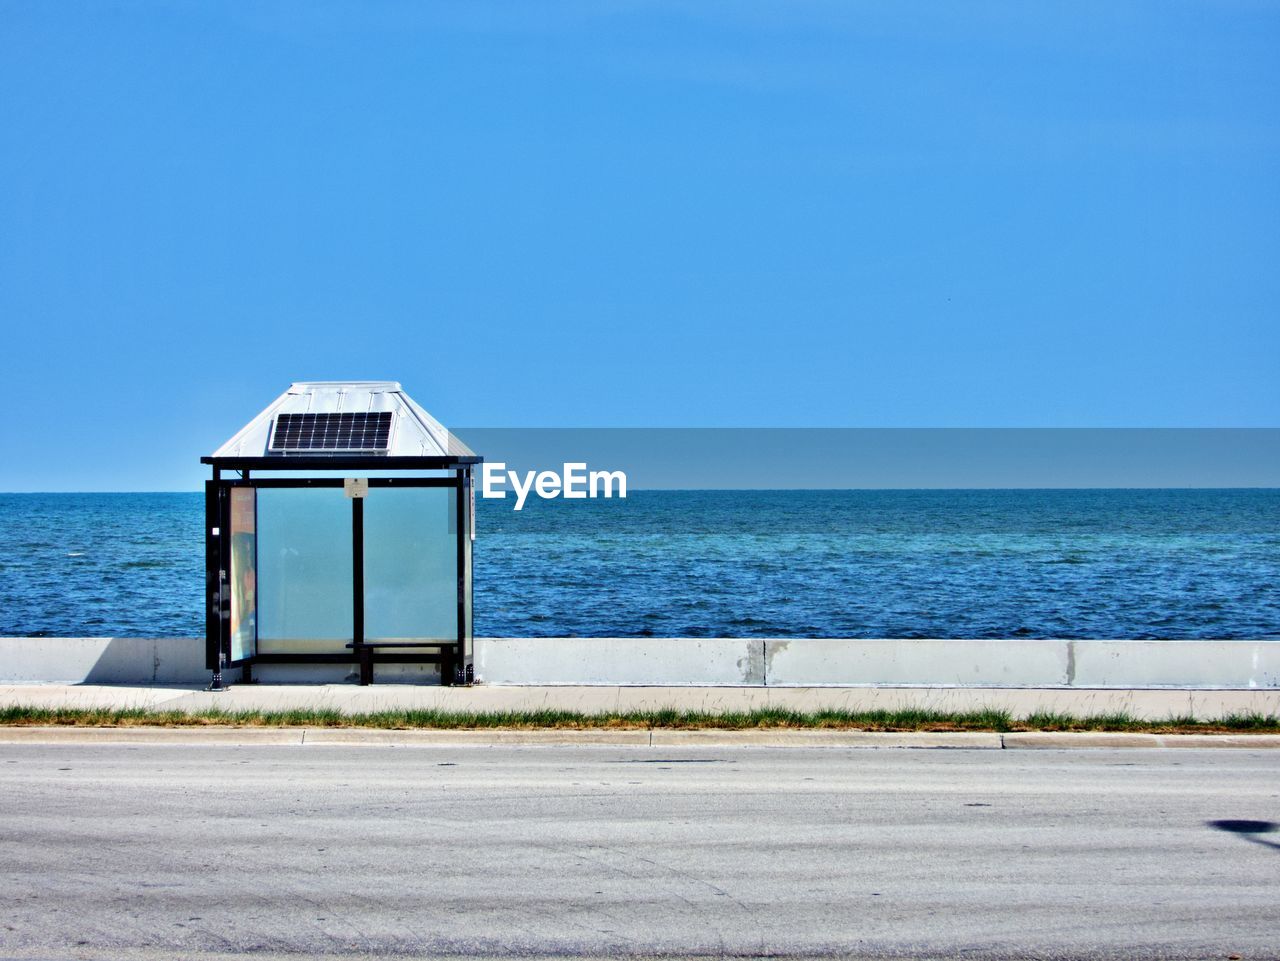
[0,637,209,685]
[1,636,1278,689]
[475,638,1280,689]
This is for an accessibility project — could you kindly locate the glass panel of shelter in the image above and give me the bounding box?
[363,486,458,646]
[242,482,461,660]
[256,487,355,654]
[228,487,258,662]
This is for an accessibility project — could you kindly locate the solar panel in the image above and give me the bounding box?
[268,411,394,453]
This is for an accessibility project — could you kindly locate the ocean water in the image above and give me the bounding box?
[0,489,1277,639]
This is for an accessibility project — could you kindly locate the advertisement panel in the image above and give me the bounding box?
[229,487,257,663]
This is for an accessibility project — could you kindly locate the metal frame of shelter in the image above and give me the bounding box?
[201,382,481,687]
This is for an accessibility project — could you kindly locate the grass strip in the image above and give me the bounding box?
[0,705,1276,734]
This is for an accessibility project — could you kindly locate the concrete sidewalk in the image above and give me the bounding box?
[1,681,1277,720]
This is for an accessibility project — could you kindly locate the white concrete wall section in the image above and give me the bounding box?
[0,637,208,685]
[3,637,1278,689]
[475,638,1280,689]
[475,637,764,686]
[1069,640,1280,690]
[763,639,1069,688]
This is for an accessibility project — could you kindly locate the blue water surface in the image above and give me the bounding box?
[0,490,1277,639]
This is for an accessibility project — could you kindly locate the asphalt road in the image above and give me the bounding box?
[1,741,1278,960]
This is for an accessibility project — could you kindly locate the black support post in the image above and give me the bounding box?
[352,496,369,684]
[204,479,221,672]
[206,479,230,691]
[447,470,466,686]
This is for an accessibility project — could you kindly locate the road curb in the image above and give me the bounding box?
[647,729,1002,748]
[2,726,1280,749]
[303,727,652,746]
[1001,731,1280,749]
[0,725,307,744]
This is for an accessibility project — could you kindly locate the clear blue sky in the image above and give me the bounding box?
[1,2,1277,490]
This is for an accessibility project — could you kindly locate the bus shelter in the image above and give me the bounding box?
[202,381,480,687]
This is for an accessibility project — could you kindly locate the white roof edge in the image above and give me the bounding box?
[211,386,295,459]
[399,392,477,458]
[289,380,402,393]
[208,381,476,460]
